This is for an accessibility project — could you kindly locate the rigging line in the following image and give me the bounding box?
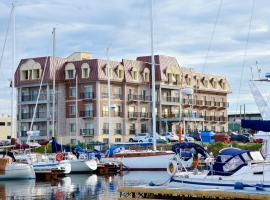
[201,0,223,73]
[0,5,14,71]
[234,0,255,118]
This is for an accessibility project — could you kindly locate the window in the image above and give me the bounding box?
[130,123,135,130]
[143,68,150,81]
[65,63,76,79]
[0,122,5,126]
[70,123,76,132]
[21,70,29,80]
[204,79,209,88]
[7,122,11,126]
[70,104,76,115]
[105,64,112,77]
[117,65,124,79]
[213,81,217,89]
[102,104,108,116]
[103,138,109,143]
[102,85,108,98]
[115,138,121,142]
[116,123,121,130]
[103,123,109,134]
[81,63,90,78]
[131,67,138,80]
[84,85,93,98]
[32,69,40,79]
[85,104,92,112]
[141,124,147,133]
[69,87,76,97]
[141,107,146,113]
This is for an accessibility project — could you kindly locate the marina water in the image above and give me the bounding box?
[0,172,169,199]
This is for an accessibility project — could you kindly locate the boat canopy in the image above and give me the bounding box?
[241,120,270,132]
[51,137,71,153]
[172,142,208,158]
[210,148,264,176]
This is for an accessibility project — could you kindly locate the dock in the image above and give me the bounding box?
[118,185,270,200]
[96,162,119,175]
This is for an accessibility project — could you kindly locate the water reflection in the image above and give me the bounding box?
[0,171,168,199]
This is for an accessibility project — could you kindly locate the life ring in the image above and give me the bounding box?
[167,159,178,176]
[79,154,86,160]
[56,153,63,162]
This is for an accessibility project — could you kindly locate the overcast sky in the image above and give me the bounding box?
[0,0,269,116]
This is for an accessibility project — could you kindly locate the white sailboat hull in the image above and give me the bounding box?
[0,163,35,180]
[63,159,97,173]
[103,153,174,170]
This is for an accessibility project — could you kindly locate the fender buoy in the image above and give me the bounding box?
[167,159,178,176]
[56,153,63,162]
[79,154,86,160]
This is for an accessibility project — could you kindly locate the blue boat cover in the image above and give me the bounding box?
[172,142,208,158]
[241,119,270,132]
[210,148,250,176]
[51,137,71,153]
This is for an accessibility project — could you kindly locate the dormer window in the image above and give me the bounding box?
[117,65,124,79]
[204,79,209,88]
[32,69,40,79]
[20,59,42,81]
[185,75,191,86]
[143,68,150,82]
[131,67,138,80]
[105,64,112,77]
[175,74,180,84]
[21,70,29,80]
[65,63,76,79]
[81,63,90,78]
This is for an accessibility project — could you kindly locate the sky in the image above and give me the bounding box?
[0,0,270,116]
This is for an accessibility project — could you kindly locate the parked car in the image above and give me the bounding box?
[228,132,249,143]
[129,133,152,142]
[184,136,195,142]
[160,132,179,142]
[243,133,253,142]
[214,133,231,143]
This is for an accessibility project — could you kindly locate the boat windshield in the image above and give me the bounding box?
[223,155,244,172]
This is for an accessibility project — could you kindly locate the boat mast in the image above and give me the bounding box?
[52,27,56,138]
[11,3,15,138]
[150,0,157,151]
[75,75,79,144]
[106,48,111,149]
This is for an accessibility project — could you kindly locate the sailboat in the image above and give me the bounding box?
[100,0,174,171]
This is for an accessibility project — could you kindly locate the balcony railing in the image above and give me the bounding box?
[128,112,138,118]
[80,92,95,99]
[102,111,122,117]
[102,93,108,98]
[139,95,151,101]
[140,112,151,118]
[115,129,122,135]
[163,96,180,103]
[128,94,139,101]
[103,128,109,134]
[182,113,204,118]
[21,94,47,102]
[21,129,47,137]
[113,94,123,100]
[80,110,94,118]
[204,116,228,122]
[80,129,94,136]
[129,129,136,135]
[21,112,46,119]
[161,113,180,118]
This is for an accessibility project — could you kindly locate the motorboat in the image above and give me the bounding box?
[166,147,270,191]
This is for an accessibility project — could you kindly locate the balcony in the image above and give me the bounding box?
[102,111,122,117]
[102,93,108,98]
[21,129,47,137]
[140,112,151,119]
[113,94,123,100]
[21,94,47,102]
[80,92,95,99]
[215,101,229,109]
[139,95,151,102]
[161,113,180,118]
[80,110,94,118]
[129,129,136,135]
[182,99,195,106]
[182,113,204,119]
[21,112,46,119]
[162,96,180,103]
[80,129,94,136]
[128,94,139,102]
[103,128,109,134]
[115,129,122,135]
[128,112,138,119]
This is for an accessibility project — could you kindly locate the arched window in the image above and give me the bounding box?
[143,68,150,81]
[65,63,76,79]
[81,63,90,78]
[131,67,138,80]
[117,65,124,79]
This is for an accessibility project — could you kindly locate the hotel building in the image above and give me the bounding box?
[14,52,230,143]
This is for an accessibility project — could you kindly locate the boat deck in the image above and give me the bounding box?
[119,185,270,200]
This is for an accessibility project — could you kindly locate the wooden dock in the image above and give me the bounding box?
[118,185,270,200]
[96,162,119,175]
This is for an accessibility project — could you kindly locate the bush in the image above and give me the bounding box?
[206,142,229,157]
[33,143,52,153]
